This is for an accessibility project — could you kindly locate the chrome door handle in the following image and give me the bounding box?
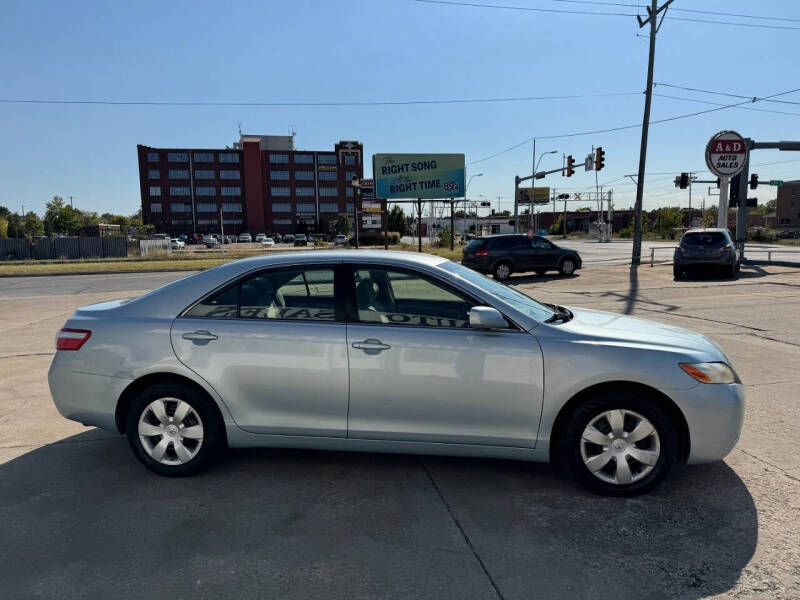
[352,339,391,351]
[182,330,218,342]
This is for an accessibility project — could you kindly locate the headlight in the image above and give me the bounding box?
[680,362,738,384]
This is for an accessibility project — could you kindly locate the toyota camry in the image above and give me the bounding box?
[49,251,744,495]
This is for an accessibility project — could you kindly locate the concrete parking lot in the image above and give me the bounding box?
[1,261,799,599]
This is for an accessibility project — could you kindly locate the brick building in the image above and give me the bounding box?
[137,135,376,236]
[775,181,800,231]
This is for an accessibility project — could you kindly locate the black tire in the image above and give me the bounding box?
[673,266,683,280]
[727,263,737,279]
[560,391,677,496]
[493,261,512,281]
[558,256,577,276]
[126,382,223,477]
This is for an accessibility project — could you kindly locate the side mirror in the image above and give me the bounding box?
[469,306,508,330]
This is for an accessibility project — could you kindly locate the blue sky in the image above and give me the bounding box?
[1,0,799,217]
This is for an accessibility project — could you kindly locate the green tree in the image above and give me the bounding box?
[438,225,451,248]
[701,206,718,228]
[550,214,564,235]
[387,205,408,236]
[0,216,8,238]
[44,196,83,236]
[0,205,10,220]
[337,216,351,235]
[654,207,683,239]
[23,212,44,237]
[101,213,132,235]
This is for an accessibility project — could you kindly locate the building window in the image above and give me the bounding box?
[320,203,338,213]
[148,169,160,179]
[318,171,337,181]
[296,187,315,197]
[169,169,189,179]
[271,187,290,197]
[150,203,162,213]
[220,170,240,180]
[346,203,354,213]
[295,171,314,181]
[222,203,242,212]
[196,187,216,196]
[195,169,215,180]
[270,170,289,180]
[344,155,356,165]
[294,154,314,164]
[317,154,336,165]
[346,188,354,198]
[221,186,241,196]
[273,218,293,225]
[149,186,161,196]
[167,152,188,162]
[219,153,239,163]
[346,171,355,182]
[319,187,338,197]
[171,219,193,225]
[197,203,218,212]
[780,218,790,225]
[223,218,243,225]
[296,203,315,213]
[269,153,289,164]
[272,203,291,212]
[197,219,218,225]
[171,203,191,212]
[147,152,159,162]
[194,152,214,162]
[170,187,190,196]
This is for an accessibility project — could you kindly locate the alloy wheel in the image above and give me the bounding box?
[138,398,204,465]
[561,259,575,275]
[495,264,510,280]
[580,409,660,485]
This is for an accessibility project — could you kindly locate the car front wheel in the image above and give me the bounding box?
[126,382,222,476]
[559,257,577,276]
[562,392,677,496]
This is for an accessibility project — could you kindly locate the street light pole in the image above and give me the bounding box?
[464,173,483,239]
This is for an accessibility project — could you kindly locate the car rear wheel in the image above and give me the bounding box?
[126,382,222,477]
[673,266,683,280]
[559,257,576,276]
[562,392,677,496]
[493,261,512,281]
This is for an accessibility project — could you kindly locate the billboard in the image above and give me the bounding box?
[373,154,465,199]
[518,187,550,205]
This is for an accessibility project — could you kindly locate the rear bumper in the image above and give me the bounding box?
[666,382,745,464]
[674,252,736,269]
[461,258,491,273]
[48,362,131,432]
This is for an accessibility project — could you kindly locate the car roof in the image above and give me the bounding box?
[683,228,729,234]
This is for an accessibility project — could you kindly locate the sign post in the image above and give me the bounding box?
[705,131,749,228]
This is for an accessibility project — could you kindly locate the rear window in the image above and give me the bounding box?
[466,239,486,250]
[681,232,727,247]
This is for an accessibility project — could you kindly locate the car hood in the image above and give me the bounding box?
[558,306,727,361]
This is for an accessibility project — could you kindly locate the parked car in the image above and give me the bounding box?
[462,234,582,280]
[238,233,252,243]
[282,234,295,244]
[49,251,744,495]
[203,235,219,249]
[673,228,740,280]
[334,234,348,246]
[294,234,308,247]
[225,235,237,244]
[170,238,185,250]
[255,234,267,243]
[191,234,204,245]
[178,234,188,244]
[268,233,282,243]
[261,238,275,247]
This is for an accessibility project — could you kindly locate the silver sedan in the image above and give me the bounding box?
[49,251,744,495]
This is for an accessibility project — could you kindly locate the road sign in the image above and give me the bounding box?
[373,154,465,199]
[584,155,594,171]
[705,130,748,178]
[769,180,784,186]
[518,187,550,204]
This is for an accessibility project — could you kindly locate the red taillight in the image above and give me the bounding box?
[476,249,489,257]
[56,328,91,351]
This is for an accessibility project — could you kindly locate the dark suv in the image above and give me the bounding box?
[673,228,740,279]
[462,234,582,280]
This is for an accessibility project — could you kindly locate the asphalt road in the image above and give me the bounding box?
[1,263,799,599]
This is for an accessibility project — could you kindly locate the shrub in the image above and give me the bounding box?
[348,231,401,246]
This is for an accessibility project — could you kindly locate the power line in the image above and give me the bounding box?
[0,91,641,108]
[654,82,800,106]
[412,0,634,17]
[653,92,800,117]
[468,88,800,165]
[665,15,800,31]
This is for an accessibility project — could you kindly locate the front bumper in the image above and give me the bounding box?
[666,382,745,464]
[48,363,132,432]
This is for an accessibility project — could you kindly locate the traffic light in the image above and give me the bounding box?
[480,201,491,207]
[749,174,759,189]
[729,172,742,201]
[746,198,757,208]
[565,155,575,177]
[677,172,689,189]
[595,147,605,171]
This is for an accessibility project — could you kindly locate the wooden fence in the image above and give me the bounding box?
[0,237,128,261]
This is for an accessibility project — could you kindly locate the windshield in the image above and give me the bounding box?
[465,239,486,250]
[439,261,555,323]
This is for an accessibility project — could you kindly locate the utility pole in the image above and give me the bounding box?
[632,0,673,266]
[67,196,74,208]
